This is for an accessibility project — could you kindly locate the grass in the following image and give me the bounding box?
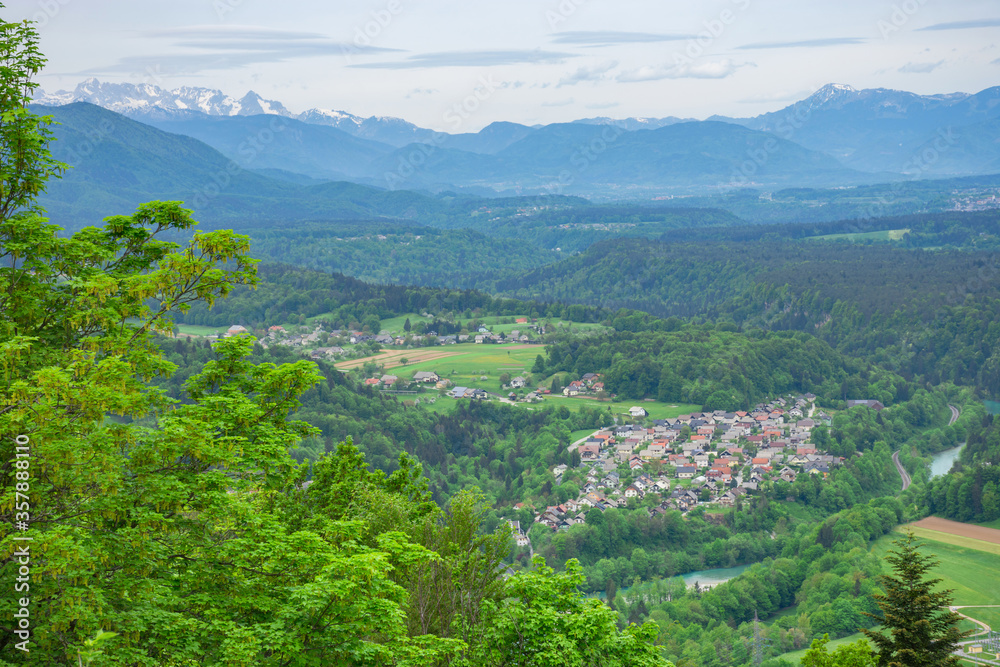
[378,313,435,334]
[811,228,910,242]
[976,518,1000,530]
[537,395,702,418]
[961,607,1000,633]
[569,428,598,444]
[775,632,869,665]
[176,324,223,336]
[872,530,1000,607]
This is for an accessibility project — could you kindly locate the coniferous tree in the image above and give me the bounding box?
[861,531,969,667]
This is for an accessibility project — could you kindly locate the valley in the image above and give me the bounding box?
[5,15,1000,664]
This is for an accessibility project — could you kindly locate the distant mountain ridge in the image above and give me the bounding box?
[33,80,1000,196]
[34,78,435,148]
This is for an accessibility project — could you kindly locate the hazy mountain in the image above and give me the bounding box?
[438,122,537,154]
[572,116,694,131]
[717,83,1000,174]
[146,114,393,181]
[370,121,868,194]
[31,103,452,230]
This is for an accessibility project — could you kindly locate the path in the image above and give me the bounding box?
[892,450,912,491]
[949,403,961,426]
[953,606,1000,637]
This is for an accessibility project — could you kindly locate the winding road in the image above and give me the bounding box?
[892,404,961,492]
[948,403,961,426]
[892,451,912,491]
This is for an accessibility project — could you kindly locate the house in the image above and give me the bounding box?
[510,376,527,389]
[578,443,602,460]
[629,406,648,418]
[225,324,249,337]
[310,346,344,359]
[675,466,697,479]
[412,371,440,383]
[380,375,399,387]
[624,485,643,498]
[847,399,885,411]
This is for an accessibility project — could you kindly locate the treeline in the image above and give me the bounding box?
[246,224,562,288]
[496,236,1000,396]
[538,325,909,410]
[173,262,607,330]
[664,210,1000,250]
[923,410,1000,522]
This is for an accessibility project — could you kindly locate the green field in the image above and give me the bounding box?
[539,395,701,418]
[176,324,223,336]
[398,345,541,393]
[378,313,435,334]
[775,632,869,665]
[811,228,910,242]
[961,607,1000,633]
[872,530,1000,607]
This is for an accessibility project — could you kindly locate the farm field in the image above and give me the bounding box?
[176,324,224,336]
[539,395,702,419]
[872,527,1000,608]
[908,516,1000,553]
[811,228,910,242]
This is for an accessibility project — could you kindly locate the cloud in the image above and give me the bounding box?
[541,98,575,107]
[351,50,574,69]
[558,60,618,86]
[918,18,1000,31]
[551,31,696,46]
[146,25,329,40]
[993,57,1000,66]
[585,102,620,109]
[618,59,750,82]
[737,37,866,49]
[898,60,944,73]
[81,25,400,76]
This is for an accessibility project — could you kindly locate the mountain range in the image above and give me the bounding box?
[30,80,1000,211]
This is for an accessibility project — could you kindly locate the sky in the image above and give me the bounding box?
[8,0,1000,131]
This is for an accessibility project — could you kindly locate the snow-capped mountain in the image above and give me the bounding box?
[572,116,693,131]
[34,78,294,118]
[33,78,434,147]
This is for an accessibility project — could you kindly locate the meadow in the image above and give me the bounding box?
[811,228,910,242]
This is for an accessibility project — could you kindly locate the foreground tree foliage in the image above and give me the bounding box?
[801,634,875,667]
[860,531,968,667]
[0,15,670,666]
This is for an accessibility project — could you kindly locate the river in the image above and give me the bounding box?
[929,443,964,478]
[681,563,751,589]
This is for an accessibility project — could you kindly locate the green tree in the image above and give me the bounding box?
[801,634,875,667]
[861,531,968,667]
[404,317,412,332]
[471,556,672,666]
[532,354,546,374]
[0,20,459,664]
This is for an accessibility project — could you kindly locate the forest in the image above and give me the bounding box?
[2,16,994,666]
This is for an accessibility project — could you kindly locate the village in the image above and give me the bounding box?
[506,394,877,551]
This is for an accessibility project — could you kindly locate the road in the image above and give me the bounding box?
[892,404,960,492]
[892,450,912,491]
[948,403,961,425]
